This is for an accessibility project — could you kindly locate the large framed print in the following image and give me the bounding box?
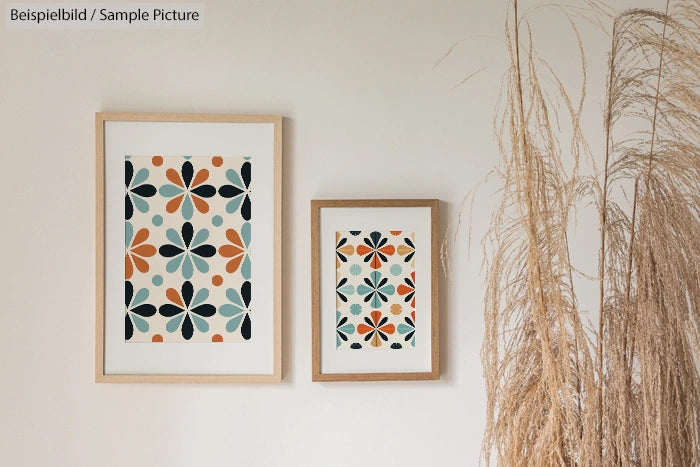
[96,113,282,383]
[311,199,439,382]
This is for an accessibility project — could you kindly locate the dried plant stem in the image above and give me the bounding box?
[596,17,617,459]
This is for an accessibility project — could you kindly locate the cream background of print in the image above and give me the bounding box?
[126,155,250,343]
[335,231,416,350]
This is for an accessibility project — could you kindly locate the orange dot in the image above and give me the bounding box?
[152,156,163,166]
[390,230,402,236]
[212,156,223,167]
[212,275,223,286]
[212,334,223,342]
[152,334,163,342]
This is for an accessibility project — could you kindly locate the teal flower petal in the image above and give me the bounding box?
[370,271,382,286]
[191,228,209,248]
[225,168,244,188]
[338,284,355,296]
[192,255,209,274]
[219,304,241,318]
[398,323,413,334]
[166,255,184,273]
[241,222,251,247]
[337,334,341,347]
[241,255,251,280]
[336,310,341,322]
[338,323,355,335]
[226,197,243,214]
[378,284,395,296]
[125,222,134,248]
[371,294,382,309]
[131,168,150,187]
[191,314,209,333]
[166,228,183,248]
[357,284,372,295]
[159,184,185,197]
[191,288,209,308]
[132,195,149,213]
[225,288,244,308]
[182,255,194,279]
[131,314,149,333]
[226,314,245,332]
[182,195,194,220]
[132,288,149,307]
[166,315,183,333]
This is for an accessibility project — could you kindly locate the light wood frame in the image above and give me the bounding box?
[96,112,282,383]
[311,199,440,382]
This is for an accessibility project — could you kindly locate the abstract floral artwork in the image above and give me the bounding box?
[335,231,416,349]
[124,155,252,343]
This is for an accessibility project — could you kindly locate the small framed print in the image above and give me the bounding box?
[311,199,439,382]
[96,112,282,383]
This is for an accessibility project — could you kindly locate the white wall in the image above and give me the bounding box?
[0,0,650,465]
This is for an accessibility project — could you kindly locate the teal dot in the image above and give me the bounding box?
[349,264,362,276]
[212,215,223,227]
[152,215,163,226]
[184,156,192,160]
[390,264,403,276]
[152,275,163,286]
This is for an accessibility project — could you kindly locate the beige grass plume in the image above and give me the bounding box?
[481,0,700,465]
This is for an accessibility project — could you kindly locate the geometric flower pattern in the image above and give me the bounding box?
[124,155,252,342]
[335,231,416,350]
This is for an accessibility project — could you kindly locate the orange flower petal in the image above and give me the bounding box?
[378,324,395,334]
[219,245,244,258]
[370,253,382,269]
[125,254,133,280]
[378,245,395,256]
[397,284,413,296]
[166,168,184,187]
[226,256,244,274]
[192,195,209,214]
[357,324,373,335]
[166,195,184,213]
[166,288,184,308]
[225,229,244,248]
[132,228,150,247]
[132,255,149,274]
[191,169,209,188]
[370,310,382,325]
[132,244,156,257]
[356,245,372,256]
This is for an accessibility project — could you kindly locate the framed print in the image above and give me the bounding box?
[96,112,282,383]
[311,199,439,382]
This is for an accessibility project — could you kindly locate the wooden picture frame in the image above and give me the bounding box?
[311,199,439,381]
[96,112,282,383]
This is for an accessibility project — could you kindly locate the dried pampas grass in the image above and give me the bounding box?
[482,0,700,465]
